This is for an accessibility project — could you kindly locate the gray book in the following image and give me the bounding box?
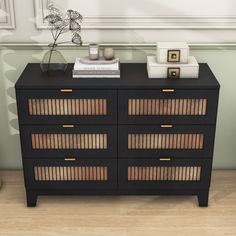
[73,70,120,75]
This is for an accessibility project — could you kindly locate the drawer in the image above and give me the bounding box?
[23,159,117,190]
[118,159,212,189]
[16,90,117,124]
[118,90,219,124]
[118,125,215,158]
[20,125,116,159]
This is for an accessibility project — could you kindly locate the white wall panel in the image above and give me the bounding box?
[1,0,236,43]
[35,0,236,29]
[0,0,15,29]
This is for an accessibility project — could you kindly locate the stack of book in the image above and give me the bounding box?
[73,58,120,78]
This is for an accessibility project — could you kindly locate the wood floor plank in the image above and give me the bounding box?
[0,170,236,236]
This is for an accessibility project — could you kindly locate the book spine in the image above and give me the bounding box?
[73,70,120,75]
[74,66,119,71]
[73,75,120,78]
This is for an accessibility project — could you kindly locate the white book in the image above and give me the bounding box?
[74,58,119,71]
[73,74,120,78]
[74,64,120,71]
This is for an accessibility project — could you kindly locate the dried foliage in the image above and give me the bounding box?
[42,4,83,71]
[44,3,83,46]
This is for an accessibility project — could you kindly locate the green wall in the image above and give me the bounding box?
[0,44,235,169]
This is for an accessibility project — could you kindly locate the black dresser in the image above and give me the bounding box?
[15,63,220,207]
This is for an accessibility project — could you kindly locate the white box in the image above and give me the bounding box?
[157,42,189,64]
[147,56,199,79]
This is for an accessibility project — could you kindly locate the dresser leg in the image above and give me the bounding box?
[26,190,37,207]
[197,190,209,207]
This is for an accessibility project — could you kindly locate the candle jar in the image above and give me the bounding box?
[89,44,99,60]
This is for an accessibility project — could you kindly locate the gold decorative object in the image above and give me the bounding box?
[167,49,181,62]
[167,68,180,79]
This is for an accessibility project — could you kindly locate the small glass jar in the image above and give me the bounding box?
[89,44,99,60]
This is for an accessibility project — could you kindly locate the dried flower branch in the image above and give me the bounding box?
[43,3,83,70]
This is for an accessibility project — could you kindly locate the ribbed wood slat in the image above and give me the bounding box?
[128,166,201,181]
[31,134,108,150]
[28,99,107,116]
[128,99,207,116]
[34,166,108,181]
[128,133,204,150]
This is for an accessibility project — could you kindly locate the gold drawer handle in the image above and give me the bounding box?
[159,158,171,161]
[60,89,73,92]
[162,89,175,93]
[64,158,76,161]
[161,125,173,128]
[63,125,75,128]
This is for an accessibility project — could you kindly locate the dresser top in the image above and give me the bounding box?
[15,63,220,90]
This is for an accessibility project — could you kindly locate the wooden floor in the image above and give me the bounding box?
[0,171,236,236]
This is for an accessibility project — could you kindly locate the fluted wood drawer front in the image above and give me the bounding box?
[119,125,215,158]
[118,159,211,189]
[16,90,117,124]
[118,90,219,124]
[20,125,116,158]
[24,159,116,190]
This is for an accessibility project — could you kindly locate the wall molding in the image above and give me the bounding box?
[34,0,236,29]
[0,0,15,29]
[1,42,236,50]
